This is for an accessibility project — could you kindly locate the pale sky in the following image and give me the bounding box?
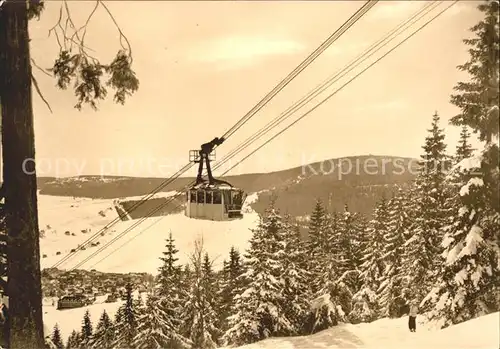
[23,0,483,178]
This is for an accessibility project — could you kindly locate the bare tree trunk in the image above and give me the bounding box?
[0,2,45,348]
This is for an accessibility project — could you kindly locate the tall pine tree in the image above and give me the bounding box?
[337,205,365,294]
[378,188,411,318]
[90,310,114,349]
[51,324,64,349]
[79,310,93,349]
[113,282,139,348]
[306,199,330,294]
[181,243,219,349]
[280,216,310,335]
[218,247,244,334]
[66,330,80,349]
[425,1,500,327]
[157,232,183,296]
[455,125,475,163]
[449,0,499,213]
[223,203,290,346]
[423,161,500,327]
[350,197,389,323]
[154,232,188,347]
[450,0,499,145]
[133,292,191,349]
[404,112,450,304]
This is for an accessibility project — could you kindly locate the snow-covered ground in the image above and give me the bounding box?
[220,312,499,349]
[43,291,147,339]
[38,192,499,348]
[43,297,498,349]
[38,192,260,273]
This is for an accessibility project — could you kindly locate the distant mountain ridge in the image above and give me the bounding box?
[30,155,418,217]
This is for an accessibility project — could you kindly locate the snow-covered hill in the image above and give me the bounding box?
[38,192,260,273]
[43,298,498,349]
[219,312,499,349]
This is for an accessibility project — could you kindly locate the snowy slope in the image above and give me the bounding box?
[38,192,260,273]
[43,300,498,349]
[220,312,499,349]
[43,301,123,340]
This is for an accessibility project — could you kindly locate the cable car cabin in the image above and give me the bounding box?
[186,137,246,221]
[57,294,91,310]
[185,184,246,221]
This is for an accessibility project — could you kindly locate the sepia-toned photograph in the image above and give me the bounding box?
[0,0,498,348]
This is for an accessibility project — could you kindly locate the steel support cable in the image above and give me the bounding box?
[56,3,377,270]
[215,1,441,169]
[70,189,190,270]
[220,0,379,141]
[219,1,459,179]
[52,1,377,269]
[50,162,194,268]
[80,1,457,271]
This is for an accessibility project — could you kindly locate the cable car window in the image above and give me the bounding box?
[223,191,231,205]
[232,191,242,205]
[190,190,197,203]
[205,191,213,204]
[213,191,221,204]
[197,190,205,203]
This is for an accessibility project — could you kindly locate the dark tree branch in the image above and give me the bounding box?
[31,72,53,113]
[44,0,139,110]
[30,58,51,77]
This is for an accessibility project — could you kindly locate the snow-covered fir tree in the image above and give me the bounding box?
[180,264,194,299]
[302,202,353,333]
[325,210,342,258]
[449,0,499,212]
[455,125,475,163]
[307,199,330,256]
[305,237,354,335]
[202,252,222,344]
[153,232,190,348]
[46,336,58,349]
[218,247,245,333]
[449,0,499,146]
[66,330,80,349]
[404,112,450,303]
[113,282,139,348]
[304,272,352,335]
[378,187,411,318]
[79,310,93,349]
[90,310,114,349]
[181,241,219,349]
[223,203,291,346]
[341,205,364,272]
[157,232,183,296]
[51,324,64,349]
[281,216,310,335]
[350,197,390,323]
[133,292,191,349]
[323,209,361,297]
[424,0,500,328]
[337,205,365,294]
[423,160,500,327]
[306,199,331,293]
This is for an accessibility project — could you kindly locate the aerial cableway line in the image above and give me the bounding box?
[52,0,378,269]
[71,1,459,271]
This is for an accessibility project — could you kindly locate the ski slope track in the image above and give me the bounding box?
[38,192,260,273]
